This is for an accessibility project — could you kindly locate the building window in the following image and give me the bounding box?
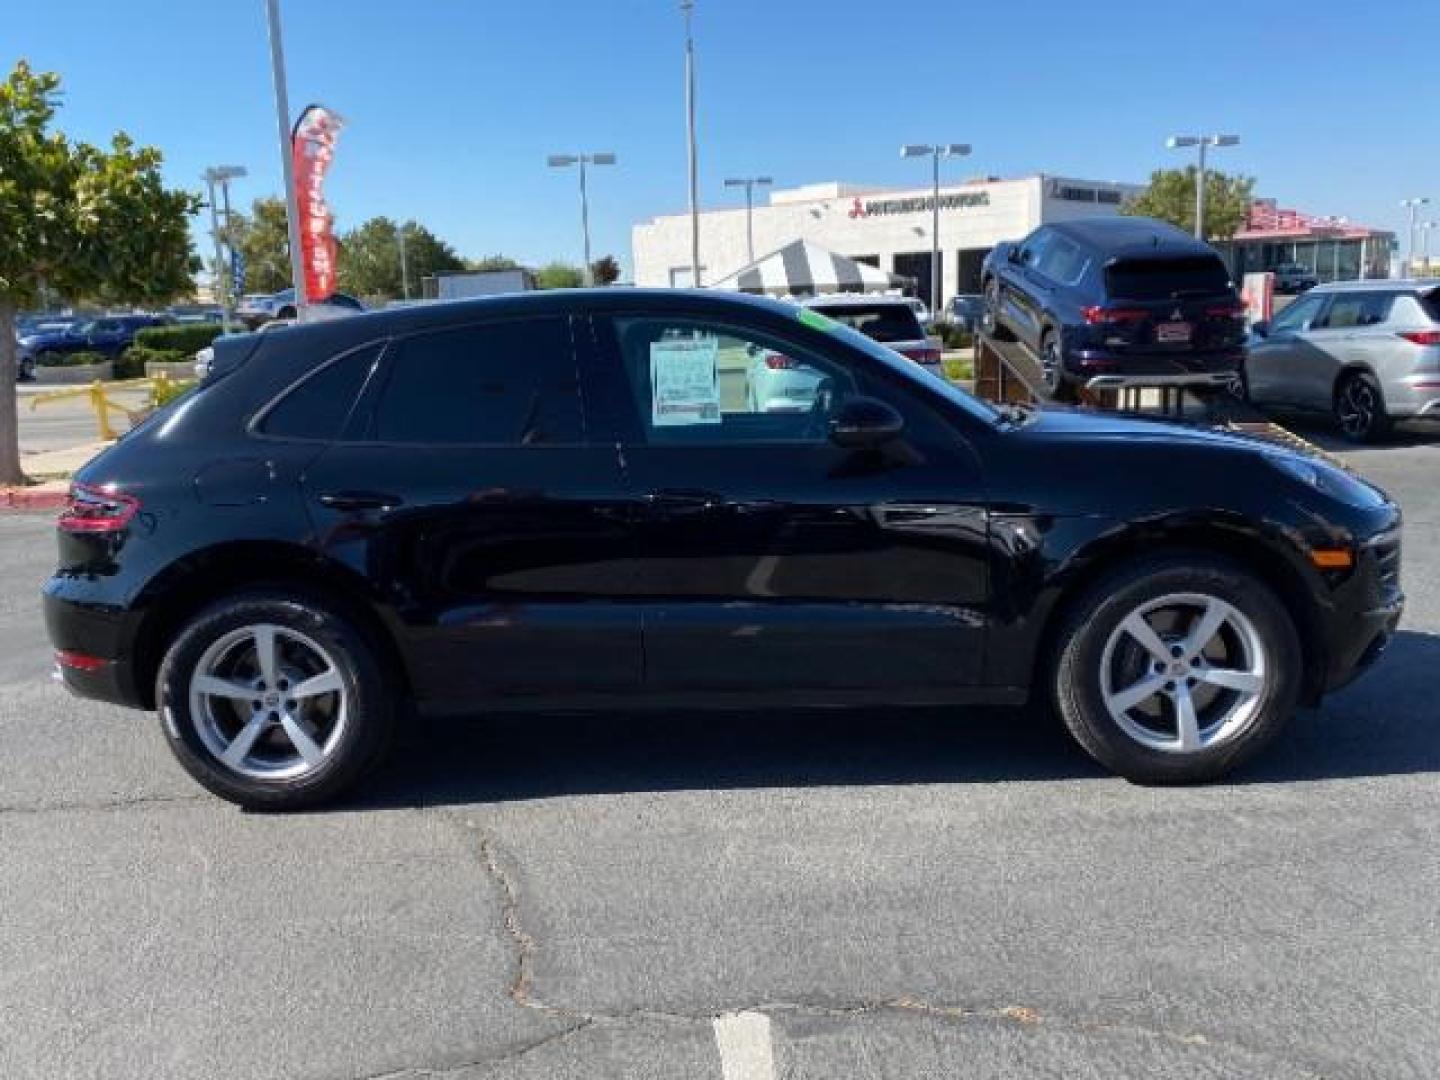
[893,251,942,309]
[850,254,880,268]
[669,266,708,288]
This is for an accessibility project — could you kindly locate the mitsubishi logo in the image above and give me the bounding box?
[1171,307,1183,320]
[848,197,866,220]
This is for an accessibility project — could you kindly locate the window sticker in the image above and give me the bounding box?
[650,336,721,426]
[796,307,842,333]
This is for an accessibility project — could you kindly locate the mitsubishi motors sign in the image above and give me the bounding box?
[847,191,990,219]
[291,104,344,302]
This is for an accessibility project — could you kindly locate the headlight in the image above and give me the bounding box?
[1264,451,1386,509]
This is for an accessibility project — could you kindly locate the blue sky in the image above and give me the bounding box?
[9,0,1439,273]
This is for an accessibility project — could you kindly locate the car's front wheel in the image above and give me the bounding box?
[982,279,1012,341]
[157,591,397,810]
[1334,370,1392,444]
[1052,555,1301,783]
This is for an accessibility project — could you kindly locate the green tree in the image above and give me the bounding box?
[467,254,523,273]
[337,216,465,301]
[535,261,584,290]
[222,196,293,295]
[1122,167,1256,241]
[590,254,621,286]
[0,61,198,484]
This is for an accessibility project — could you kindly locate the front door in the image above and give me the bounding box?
[1246,292,1330,408]
[589,310,991,699]
[302,314,641,708]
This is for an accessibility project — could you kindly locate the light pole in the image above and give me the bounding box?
[681,0,700,286]
[723,176,773,264]
[1166,134,1239,240]
[1401,198,1429,275]
[548,153,617,286]
[203,165,247,334]
[264,0,307,320]
[1422,221,1436,274]
[900,143,970,314]
[397,224,410,300]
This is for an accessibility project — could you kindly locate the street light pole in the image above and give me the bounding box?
[723,176,773,264]
[681,0,700,286]
[901,143,970,314]
[1401,198,1429,275]
[1166,134,1239,240]
[398,225,410,300]
[264,0,307,320]
[204,165,247,334]
[548,153,617,287]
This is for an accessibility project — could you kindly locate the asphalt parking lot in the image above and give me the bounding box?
[1,420,1437,1080]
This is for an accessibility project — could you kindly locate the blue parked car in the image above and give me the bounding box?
[18,314,170,378]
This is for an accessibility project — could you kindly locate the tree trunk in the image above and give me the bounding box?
[0,302,25,487]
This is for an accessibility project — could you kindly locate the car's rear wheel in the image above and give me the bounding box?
[1052,555,1301,783]
[157,591,397,810]
[1334,370,1391,444]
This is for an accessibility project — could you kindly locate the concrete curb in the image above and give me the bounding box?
[0,482,68,512]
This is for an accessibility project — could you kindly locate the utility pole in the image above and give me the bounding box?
[681,0,700,286]
[265,0,307,319]
[724,176,773,264]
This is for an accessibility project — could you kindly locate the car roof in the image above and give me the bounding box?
[802,293,913,308]
[1047,215,1217,259]
[1310,278,1440,294]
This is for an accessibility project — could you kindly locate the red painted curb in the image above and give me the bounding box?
[0,486,68,512]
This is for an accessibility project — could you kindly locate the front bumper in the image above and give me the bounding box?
[1318,522,1404,695]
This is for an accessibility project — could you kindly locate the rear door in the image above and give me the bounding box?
[300,315,641,708]
[1310,291,1400,406]
[1245,292,1331,407]
[588,308,992,698]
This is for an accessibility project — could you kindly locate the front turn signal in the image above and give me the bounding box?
[1309,548,1354,570]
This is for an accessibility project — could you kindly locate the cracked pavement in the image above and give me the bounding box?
[1,425,1438,1079]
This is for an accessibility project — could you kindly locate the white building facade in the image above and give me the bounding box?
[632,174,1143,309]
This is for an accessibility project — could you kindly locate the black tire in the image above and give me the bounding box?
[1040,331,1076,403]
[157,591,397,810]
[1334,370,1392,444]
[1051,554,1301,784]
[983,279,1014,341]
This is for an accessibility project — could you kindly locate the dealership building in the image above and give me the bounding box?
[632,174,1145,308]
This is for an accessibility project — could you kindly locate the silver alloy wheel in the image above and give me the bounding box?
[1099,592,1267,754]
[1337,377,1377,438]
[189,623,348,781]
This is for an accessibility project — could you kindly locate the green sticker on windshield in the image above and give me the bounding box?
[796,307,842,332]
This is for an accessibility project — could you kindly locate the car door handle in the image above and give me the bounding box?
[317,489,405,512]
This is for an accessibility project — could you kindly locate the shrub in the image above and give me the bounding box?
[133,323,223,354]
[117,344,189,379]
[937,324,974,350]
[37,349,108,368]
[150,376,196,408]
[943,356,975,383]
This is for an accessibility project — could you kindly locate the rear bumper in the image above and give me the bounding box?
[1063,345,1244,385]
[1384,374,1440,419]
[42,583,146,709]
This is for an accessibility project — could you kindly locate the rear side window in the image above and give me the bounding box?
[1419,289,1440,321]
[1318,293,1394,329]
[260,342,381,440]
[1105,256,1231,300]
[810,304,924,343]
[370,317,582,445]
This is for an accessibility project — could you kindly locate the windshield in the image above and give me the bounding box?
[810,304,925,342]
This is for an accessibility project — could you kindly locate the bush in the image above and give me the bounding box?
[150,376,196,408]
[36,349,108,368]
[133,323,223,354]
[943,356,975,383]
[937,324,974,350]
[116,344,189,379]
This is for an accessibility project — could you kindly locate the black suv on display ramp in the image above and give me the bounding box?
[982,216,1248,399]
[44,290,1402,809]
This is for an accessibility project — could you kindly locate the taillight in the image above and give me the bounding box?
[1082,306,1147,325]
[1205,303,1245,319]
[58,483,140,534]
[763,352,797,369]
[1398,330,1440,346]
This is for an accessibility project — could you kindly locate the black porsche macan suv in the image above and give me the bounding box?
[982,216,1248,399]
[44,290,1402,809]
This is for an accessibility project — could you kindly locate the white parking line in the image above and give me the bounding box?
[712,1010,777,1080]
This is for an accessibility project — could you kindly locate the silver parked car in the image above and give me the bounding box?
[1245,280,1440,442]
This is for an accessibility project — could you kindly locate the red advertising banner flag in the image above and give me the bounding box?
[291,104,344,303]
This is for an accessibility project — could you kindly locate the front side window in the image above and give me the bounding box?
[369,318,582,445]
[612,317,857,445]
[1270,293,1327,334]
[1018,230,1052,268]
[1037,237,1089,286]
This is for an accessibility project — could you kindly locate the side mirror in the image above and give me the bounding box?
[1007,247,1023,265]
[828,395,904,449]
[1251,320,1269,338]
